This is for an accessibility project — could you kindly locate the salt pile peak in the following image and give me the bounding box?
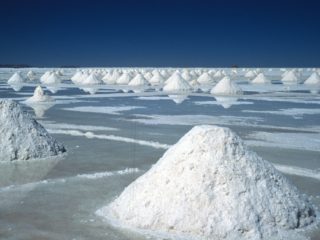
[210,76,242,95]
[163,72,192,93]
[128,73,149,87]
[26,86,53,103]
[197,72,214,85]
[0,100,65,161]
[251,73,271,84]
[98,125,316,240]
[305,72,320,85]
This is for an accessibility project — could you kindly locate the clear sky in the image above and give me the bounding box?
[0,0,319,67]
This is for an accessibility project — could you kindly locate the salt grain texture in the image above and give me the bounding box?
[98,125,316,240]
[0,100,66,161]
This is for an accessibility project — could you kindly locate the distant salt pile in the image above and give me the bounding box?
[148,71,165,86]
[305,72,320,85]
[7,72,25,85]
[213,69,224,78]
[181,70,193,82]
[27,70,36,81]
[245,70,257,79]
[71,71,84,84]
[40,71,52,83]
[81,73,102,85]
[128,73,149,87]
[0,100,65,161]
[98,125,316,239]
[197,72,214,85]
[26,86,53,103]
[251,73,271,84]
[41,72,61,85]
[210,76,242,95]
[282,70,300,84]
[163,72,192,93]
[117,72,132,85]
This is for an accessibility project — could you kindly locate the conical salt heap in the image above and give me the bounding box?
[26,86,53,103]
[98,125,316,240]
[210,76,242,95]
[0,100,66,161]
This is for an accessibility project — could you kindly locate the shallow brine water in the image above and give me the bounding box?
[0,68,320,240]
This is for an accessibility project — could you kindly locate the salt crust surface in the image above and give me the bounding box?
[98,125,317,240]
[0,100,65,161]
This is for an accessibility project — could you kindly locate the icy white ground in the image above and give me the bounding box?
[0,67,320,240]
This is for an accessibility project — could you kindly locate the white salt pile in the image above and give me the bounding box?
[245,70,257,79]
[41,72,61,85]
[27,70,36,81]
[128,73,149,87]
[163,72,192,93]
[97,125,316,240]
[0,100,66,161]
[282,70,300,84]
[210,76,242,95]
[26,86,53,103]
[40,71,52,83]
[149,71,165,86]
[251,73,271,84]
[117,72,132,85]
[304,72,320,85]
[197,72,214,85]
[7,72,25,85]
[81,73,102,85]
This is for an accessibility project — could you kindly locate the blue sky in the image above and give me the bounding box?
[0,0,319,67]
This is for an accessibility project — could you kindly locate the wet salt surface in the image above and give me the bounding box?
[0,71,320,240]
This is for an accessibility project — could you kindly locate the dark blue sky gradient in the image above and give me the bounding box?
[0,0,319,67]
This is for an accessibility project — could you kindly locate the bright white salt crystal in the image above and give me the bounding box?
[0,100,65,161]
[210,76,242,95]
[98,125,316,240]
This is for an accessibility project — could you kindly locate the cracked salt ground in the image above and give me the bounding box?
[0,68,320,240]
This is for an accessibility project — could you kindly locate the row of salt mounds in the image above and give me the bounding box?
[305,72,320,85]
[0,100,65,161]
[97,125,317,240]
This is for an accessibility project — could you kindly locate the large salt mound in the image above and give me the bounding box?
[0,100,66,161]
[98,125,316,240]
[163,72,192,93]
[210,76,242,95]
